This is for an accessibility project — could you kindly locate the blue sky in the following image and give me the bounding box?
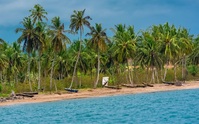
[0,0,199,43]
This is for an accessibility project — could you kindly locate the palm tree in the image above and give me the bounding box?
[69,9,92,89]
[189,35,199,65]
[0,38,5,45]
[0,42,8,83]
[87,23,110,88]
[16,17,38,92]
[49,16,70,92]
[111,24,136,84]
[158,23,179,81]
[34,22,47,91]
[11,42,23,84]
[136,31,163,84]
[29,4,48,24]
[29,4,48,91]
[177,28,193,81]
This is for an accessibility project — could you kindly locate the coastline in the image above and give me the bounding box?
[0,81,199,107]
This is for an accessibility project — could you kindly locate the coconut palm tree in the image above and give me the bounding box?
[111,24,136,84]
[16,17,38,91]
[158,23,179,81]
[11,42,23,84]
[177,27,193,81]
[49,16,70,92]
[29,4,48,24]
[0,42,8,83]
[69,9,92,89]
[189,35,199,65]
[87,23,110,88]
[34,22,47,91]
[136,31,163,84]
[29,4,48,91]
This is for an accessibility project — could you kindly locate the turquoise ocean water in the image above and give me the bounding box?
[1,89,199,124]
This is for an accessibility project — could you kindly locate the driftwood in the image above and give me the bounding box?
[16,92,38,98]
[0,96,23,103]
[122,84,135,88]
[175,82,183,86]
[142,83,154,87]
[122,84,150,88]
[104,86,121,89]
[163,81,183,86]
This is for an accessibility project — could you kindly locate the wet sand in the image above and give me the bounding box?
[0,81,199,106]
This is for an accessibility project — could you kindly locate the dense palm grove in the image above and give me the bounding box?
[0,4,199,94]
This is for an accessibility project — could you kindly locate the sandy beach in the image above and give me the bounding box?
[1,81,199,107]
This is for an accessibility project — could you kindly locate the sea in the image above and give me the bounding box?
[0,89,199,124]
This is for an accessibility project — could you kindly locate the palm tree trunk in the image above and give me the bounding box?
[79,73,82,88]
[53,80,57,93]
[50,55,55,93]
[70,30,82,89]
[174,62,177,81]
[182,54,187,83]
[94,49,100,88]
[150,66,155,84]
[146,66,149,83]
[155,68,159,83]
[38,56,41,91]
[181,54,187,82]
[127,59,133,84]
[163,60,169,81]
[28,57,33,92]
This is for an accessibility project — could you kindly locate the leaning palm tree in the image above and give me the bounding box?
[69,9,92,89]
[87,23,110,88]
[16,17,38,92]
[49,16,70,92]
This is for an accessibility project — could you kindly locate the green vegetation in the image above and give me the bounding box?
[0,4,199,95]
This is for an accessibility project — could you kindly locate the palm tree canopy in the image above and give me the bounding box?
[70,9,92,34]
[112,24,136,63]
[16,17,39,53]
[87,23,110,52]
[136,32,163,69]
[49,16,71,53]
[29,4,48,24]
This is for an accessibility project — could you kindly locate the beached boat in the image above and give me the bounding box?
[65,88,78,93]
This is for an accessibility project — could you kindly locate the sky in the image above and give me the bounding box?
[0,0,199,43]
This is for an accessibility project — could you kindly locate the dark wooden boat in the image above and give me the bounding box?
[16,93,34,98]
[163,81,175,85]
[104,85,121,89]
[65,88,78,93]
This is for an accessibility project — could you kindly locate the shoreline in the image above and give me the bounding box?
[1,81,199,107]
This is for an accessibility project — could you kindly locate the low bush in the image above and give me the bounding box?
[188,65,198,76]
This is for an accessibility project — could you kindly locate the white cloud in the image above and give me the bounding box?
[0,0,40,26]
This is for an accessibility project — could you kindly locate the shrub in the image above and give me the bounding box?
[188,65,198,76]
